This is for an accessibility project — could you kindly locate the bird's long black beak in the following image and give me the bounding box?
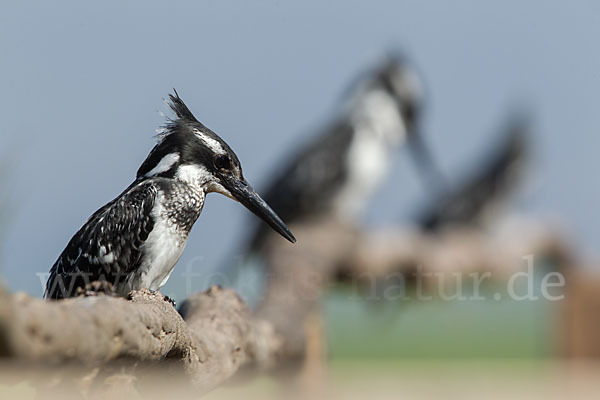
[223,176,296,243]
[408,128,447,194]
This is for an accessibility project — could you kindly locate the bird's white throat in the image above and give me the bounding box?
[350,89,407,146]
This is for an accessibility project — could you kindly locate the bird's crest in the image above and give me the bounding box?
[155,90,203,142]
[167,89,199,123]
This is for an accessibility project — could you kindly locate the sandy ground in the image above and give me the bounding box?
[2,359,599,399]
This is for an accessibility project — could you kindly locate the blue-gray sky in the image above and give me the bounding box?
[1,0,598,299]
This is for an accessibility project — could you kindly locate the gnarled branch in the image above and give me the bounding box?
[0,217,577,395]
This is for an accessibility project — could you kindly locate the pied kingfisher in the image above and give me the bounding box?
[243,55,442,255]
[45,91,295,299]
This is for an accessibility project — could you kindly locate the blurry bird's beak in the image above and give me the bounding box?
[222,176,296,243]
[408,128,447,193]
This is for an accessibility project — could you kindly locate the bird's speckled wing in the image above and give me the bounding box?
[245,121,355,253]
[45,181,157,299]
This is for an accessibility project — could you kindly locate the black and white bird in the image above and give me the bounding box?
[244,55,443,255]
[417,115,529,232]
[45,91,295,299]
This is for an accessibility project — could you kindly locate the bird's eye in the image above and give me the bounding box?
[214,154,231,170]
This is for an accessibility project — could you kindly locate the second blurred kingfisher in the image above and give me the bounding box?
[245,55,443,254]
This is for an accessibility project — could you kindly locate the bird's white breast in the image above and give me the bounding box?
[332,129,391,220]
[130,191,203,291]
[333,90,407,221]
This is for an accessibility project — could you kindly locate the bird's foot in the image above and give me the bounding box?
[147,289,177,308]
[163,294,177,308]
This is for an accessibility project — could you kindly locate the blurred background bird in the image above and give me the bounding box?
[415,114,530,233]
[239,55,445,263]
